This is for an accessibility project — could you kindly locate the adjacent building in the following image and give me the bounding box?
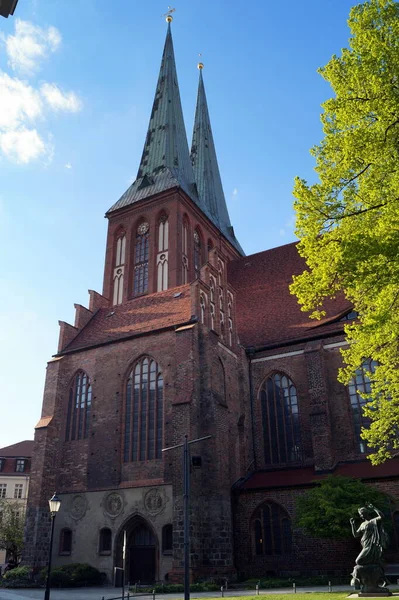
[24,19,399,583]
[0,440,33,566]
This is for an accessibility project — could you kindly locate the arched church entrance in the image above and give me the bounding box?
[115,516,158,584]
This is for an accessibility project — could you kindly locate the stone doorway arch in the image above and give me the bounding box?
[115,515,158,584]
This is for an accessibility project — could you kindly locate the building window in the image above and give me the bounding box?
[252,501,292,556]
[124,357,164,462]
[215,358,227,406]
[157,215,169,292]
[194,229,202,277]
[340,310,358,321]
[200,293,206,324]
[15,459,25,472]
[348,359,377,453]
[65,371,92,441]
[162,524,173,554]
[0,484,7,498]
[259,373,302,466]
[210,276,216,330]
[113,233,126,306]
[134,222,150,296]
[227,292,233,346]
[14,484,23,499]
[99,528,112,555]
[0,458,4,471]
[59,528,72,555]
[182,217,189,284]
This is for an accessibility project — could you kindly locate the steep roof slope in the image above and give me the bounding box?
[62,285,193,353]
[0,440,34,457]
[228,241,352,348]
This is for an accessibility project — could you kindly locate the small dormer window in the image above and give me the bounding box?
[0,458,4,472]
[15,459,25,473]
[340,310,358,321]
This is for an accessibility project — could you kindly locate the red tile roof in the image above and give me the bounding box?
[0,440,33,457]
[228,242,352,348]
[237,458,399,491]
[63,285,193,353]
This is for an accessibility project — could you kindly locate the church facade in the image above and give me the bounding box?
[24,20,399,583]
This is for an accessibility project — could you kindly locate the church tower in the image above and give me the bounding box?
[24,17,249,584]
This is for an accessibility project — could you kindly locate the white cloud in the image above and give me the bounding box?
[41,83,82,113]
[0,20,82,164]
[0,127,46,163]
[3,19,61,74]
[65,162,72,169]
[0,72,42,130]
[232,187,238,197]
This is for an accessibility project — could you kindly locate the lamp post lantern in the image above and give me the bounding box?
[44,492,61,600]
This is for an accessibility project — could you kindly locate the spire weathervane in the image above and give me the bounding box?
[163,6,175,22]
[198,53,204,70]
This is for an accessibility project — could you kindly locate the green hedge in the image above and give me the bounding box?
[40,563,103,588]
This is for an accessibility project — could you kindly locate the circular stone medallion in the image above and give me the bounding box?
[70,495,87,520]
[104,492,124,518]
[144,488,164,516]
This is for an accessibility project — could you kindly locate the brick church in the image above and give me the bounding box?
[24,19,399,583]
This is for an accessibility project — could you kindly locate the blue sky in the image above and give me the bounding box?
[0,0,357,447]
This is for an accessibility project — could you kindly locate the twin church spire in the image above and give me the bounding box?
[108,19,243,254]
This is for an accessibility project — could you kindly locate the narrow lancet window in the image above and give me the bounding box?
[194,229,202,277]
[113,233,126,305]
[157,215,169,291]
[182,218,189,283]
[227,292,233,346]
[134,222,149,296]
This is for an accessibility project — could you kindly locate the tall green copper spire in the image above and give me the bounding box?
[190,65,244,254]
[108,19,198,213]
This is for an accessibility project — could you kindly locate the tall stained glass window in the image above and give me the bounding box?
[65,371,92,441]
[260,373,301,465]
[348,359,377,453]
[124,357,163,462]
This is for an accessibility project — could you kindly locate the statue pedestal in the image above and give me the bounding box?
[357,593,392,597]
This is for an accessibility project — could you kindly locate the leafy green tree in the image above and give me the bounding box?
[0,500,25,564]
[296,476,390,539]
[291,0,399,464]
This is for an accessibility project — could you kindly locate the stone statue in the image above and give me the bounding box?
[350,503,391,596]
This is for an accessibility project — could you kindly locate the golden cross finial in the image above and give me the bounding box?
[163,6,175,22]
[198,53,204,70]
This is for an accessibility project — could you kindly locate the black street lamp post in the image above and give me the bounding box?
[162,435,212,600]
[44,492,61,600]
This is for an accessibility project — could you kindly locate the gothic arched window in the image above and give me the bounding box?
[259,373,301,465]
[65,371,92,441]
[348,359,377,453]
[252,501,292,556]
[194,228,202,277]
[134,222,149,296]
[157,215,169,292]
[124,357,163,462]
[113,233,126,305]
[200,293,206,324]
[182,217,189,284]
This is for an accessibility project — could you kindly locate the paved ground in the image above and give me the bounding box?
[0,585,354,600]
